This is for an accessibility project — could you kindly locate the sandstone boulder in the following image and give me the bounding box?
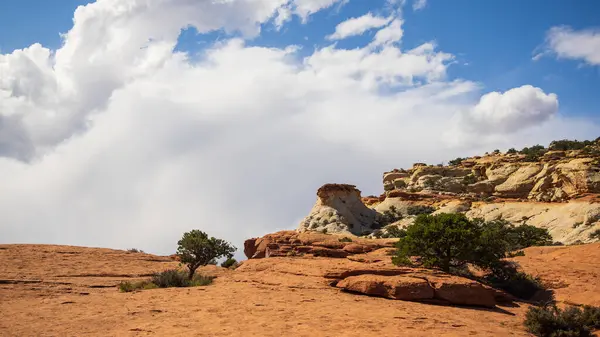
[336,275,434,301]
[336,274,496,307]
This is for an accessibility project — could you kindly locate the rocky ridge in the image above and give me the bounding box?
[297,139,600,244]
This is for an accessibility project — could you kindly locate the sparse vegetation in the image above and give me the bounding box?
[589,229,600,240]
[374,205,404,228]
[220,258,238,269]
[448,157,465,166]
[118,269,214,292]
[573,222,583,229]
[524,304,600,337]
[339,237,353,243]
[176,230,236,280]
[118,280,156,292]
[127,248,144,253]
[548,139,595,152]
[151,269,192,288]
[406,205,436,216]
[393,213,553,299]
[507,148,517,154]
[520,145,547,162]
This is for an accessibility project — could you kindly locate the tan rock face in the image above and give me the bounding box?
[373,143,600,244]
[297,184,379,235]
[382,146,600,201]
[336,274,496,308]
[243,231,395,259]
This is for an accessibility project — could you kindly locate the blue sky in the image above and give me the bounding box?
[2,0,598,120]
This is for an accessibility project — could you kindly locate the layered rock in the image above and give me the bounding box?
[296,184,379,235]
[243,230,396,259]
[242,232,500,308]
[382,147,600,202]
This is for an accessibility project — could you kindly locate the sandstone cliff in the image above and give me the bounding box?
[297,139,600,244]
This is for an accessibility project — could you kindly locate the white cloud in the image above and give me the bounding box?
[326,13,392,40]
[447,85,559,140]
[543,26,600,65]
[371,19,404,47]
[412,0,427,11]
[293,0,348,22]
[0,0,597,259]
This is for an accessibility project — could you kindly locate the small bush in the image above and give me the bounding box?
[127,248,144,253]
[220,258,238,269]
[321,228,328,234]
[118,280,156,292]
[151,269,190,288]
[375,207,404,228]
[573,222,583,229]
[448,157,465,166]
[406,205,436,216]
[339,237,353,243]
[190,274,214,287]
[507,148,517,154]
[524,304,600,337]
[380,226,407,239]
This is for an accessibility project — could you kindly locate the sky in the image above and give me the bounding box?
[0,0,599,259]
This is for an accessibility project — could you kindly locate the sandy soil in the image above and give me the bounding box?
[1,243,597,336]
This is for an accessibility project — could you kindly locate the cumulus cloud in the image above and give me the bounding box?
[293,0,348,21]
[0,0,597,259]
[326,13,392,40]
[538,26,600,65]
[445,85,560,146]
[371,19,404,47]
[412,0,427,11]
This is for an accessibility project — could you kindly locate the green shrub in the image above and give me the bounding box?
[151,269,190,288]
[190,274,214,287]
[176,230,237,280]
[339,237,353,243]
[220,258,238,269]
[589,229,600,240]
[448,157,465,166]
[548,139,594,151]
[393,213,484,272]
[520,145,547,162]
[524,304,600,337]
[393,214,553,299]
[375,207,404,228]
[127,248,144,253]
[406,205,436,216]
[380,226,407,239]
[118,280,156,292]
[507,148,517,154]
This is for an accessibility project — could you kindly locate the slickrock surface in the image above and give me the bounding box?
[511,242,600,307]
[1,243,533,337]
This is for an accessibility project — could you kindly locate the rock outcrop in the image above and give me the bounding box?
[243,230,396,259]
[296,184,379,235]
[298,140,600,244]
[382,145,600,202]
[243,232,500,308]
